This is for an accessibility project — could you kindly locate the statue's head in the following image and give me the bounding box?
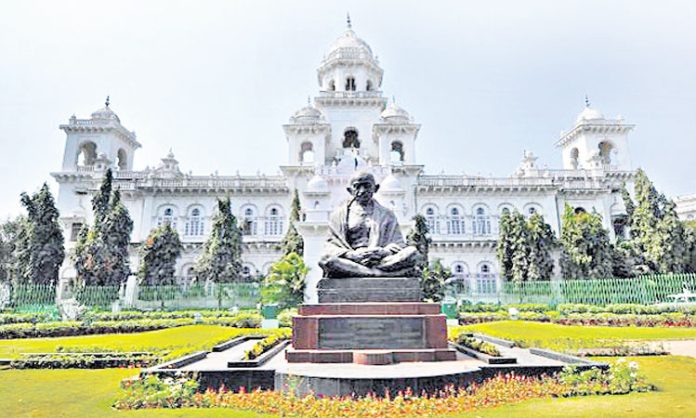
[347,171,379,205]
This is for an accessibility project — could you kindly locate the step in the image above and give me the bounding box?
[285,348,458,364]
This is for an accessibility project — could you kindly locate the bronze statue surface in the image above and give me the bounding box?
[319,172,421,278]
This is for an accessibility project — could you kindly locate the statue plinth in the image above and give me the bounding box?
[317,277,421,303]
[287,276,456,365]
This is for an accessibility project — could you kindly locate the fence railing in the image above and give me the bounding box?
[446,273,696,306]
[135,283,260,310]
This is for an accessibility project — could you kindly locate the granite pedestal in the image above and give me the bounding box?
[287,277,457,365]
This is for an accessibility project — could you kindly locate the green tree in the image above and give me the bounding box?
[261,252,308,308]
[407,214,431,270]
[195,197,243,283]
[509,210,529,283]
[17,184,65,284]
[139,223,183,285]
[74,170,134,285]
[559,205,613,279]
[421,259,449,302]
[0,217,27,283]
[651,200,688,273]
[496,210,514,281]
[526,213,556,281]
[281,189,304,256]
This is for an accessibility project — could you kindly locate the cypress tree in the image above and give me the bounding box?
[281,189,304,256]
[496,210,514,281]
[18,184,65,284]
[195,197,243,283]
[74,170,134,285]
[139,224,183,285]
[526,213,556,281]
[421,259,449,302]
[559,205,613,279]
[651,200,687,273]
[407,214,431,270]
[509,210,529,283]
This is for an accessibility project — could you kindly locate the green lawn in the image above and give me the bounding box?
[0,325,267,360]
[457,320,696,351]
[467,356,696,418]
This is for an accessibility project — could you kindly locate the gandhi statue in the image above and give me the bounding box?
[318,172,422,278]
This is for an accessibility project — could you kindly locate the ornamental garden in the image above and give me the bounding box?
[1,168,696,417]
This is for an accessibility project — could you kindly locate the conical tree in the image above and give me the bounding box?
[281,189,304,256]
[92,169,113,226]
[139,223,183,285]
[407,214,431,270]
[509,210,529,283]
[421,259,449,302]
[496,210,514,281]
[526,213,556,281]
[18,184,65,284]
[0,217,26,283]
[195,197,243,283]
[559,205,613,279]
[100,189,133,284]
[651,200,687,273]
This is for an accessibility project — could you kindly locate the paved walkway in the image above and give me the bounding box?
[650,340,696,358]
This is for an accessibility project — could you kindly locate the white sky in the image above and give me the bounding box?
[1,0,695,218]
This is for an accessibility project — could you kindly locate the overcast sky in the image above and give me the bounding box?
[0,0,694,218]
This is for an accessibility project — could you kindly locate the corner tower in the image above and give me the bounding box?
[59,97,141,172]
[556,97,634,171]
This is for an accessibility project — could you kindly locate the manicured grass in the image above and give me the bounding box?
[466,356,696,418]
[457,320,696,351]
[0,368,277,418]
[0,325,265,360]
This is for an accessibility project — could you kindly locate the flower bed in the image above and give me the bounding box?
[0,313,263,339]
[10,351,158,369]
[115,361,653,416]
[453,333,501,357]
[459,305,696,327]
[243,330,291,360]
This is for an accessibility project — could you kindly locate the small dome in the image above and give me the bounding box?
[327,29,374,61]
[576,106,604,124]
[306,174,329,193]
[291,105,323,124]
[380,102,410,124]
[379,174,403,193]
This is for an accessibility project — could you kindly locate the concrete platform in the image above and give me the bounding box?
[142,334,607,397]
[317,277,421,303]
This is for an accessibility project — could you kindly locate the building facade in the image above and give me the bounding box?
[52,24,636,302]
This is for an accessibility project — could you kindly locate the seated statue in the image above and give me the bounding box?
[319,171,422,278]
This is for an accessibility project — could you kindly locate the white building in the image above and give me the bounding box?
[51,22,635,302]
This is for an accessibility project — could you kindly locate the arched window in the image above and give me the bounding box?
[570,148,579,169]
[117,149,127,170]
[424,206,438,234]
[574,206,587,214]
[300,142,314,164]
[241,207,257,235]
[449,262,469,293]
[157,207,177,228]
[476,263,496,294]
[345,76,356,91]
[366,80,373,91]
[447,207,465,235]
[343,129,360,149]
[265,207,283,236]
[76,142,97,166]
[185,207,204,236]
[473,207,491,236]
[598,141,613,166]
[329,80,336,91]
[390,141,404,163]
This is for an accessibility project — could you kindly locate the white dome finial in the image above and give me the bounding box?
[584,94,590,108]
[346,12,352,29]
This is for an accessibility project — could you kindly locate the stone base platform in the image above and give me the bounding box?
[286,348,457,365]
[317,277,421,303]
